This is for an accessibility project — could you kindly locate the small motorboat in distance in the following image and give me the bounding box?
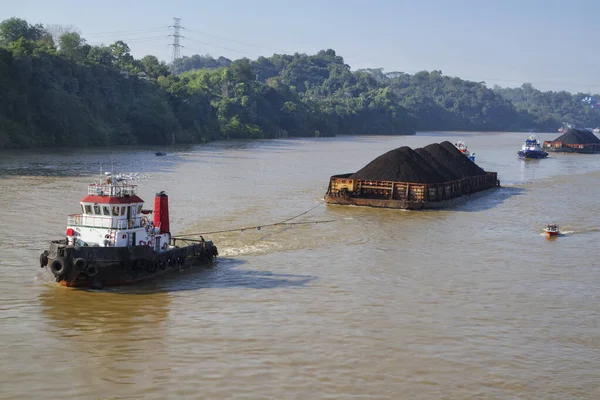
[155,151,167,156]
[545,224,560,238]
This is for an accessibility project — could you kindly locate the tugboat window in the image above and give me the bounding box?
[103,206,110,216]
[93,205,101,214]
[121,206,126,216]
[112,206,119,216]
[85,205,92,214]
[80,204,85,214]
[138,204,143,213]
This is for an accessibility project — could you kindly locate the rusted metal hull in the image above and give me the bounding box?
[324,194,428,210]
[543,141,600,154]
[40,238,218,289]
[324,172,499,210]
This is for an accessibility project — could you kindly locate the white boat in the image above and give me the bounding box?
[454,140,475,162]
[518,135,548,159]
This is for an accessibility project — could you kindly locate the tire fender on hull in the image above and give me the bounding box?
[50,257,70,278]
[74,258,87,271]
[85,265,98,277]
[39,251,49,268]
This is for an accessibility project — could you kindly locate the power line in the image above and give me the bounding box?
[185,28,289,54]
[83,27,170,38]
[86,36,170,48]
[184,37,260,58]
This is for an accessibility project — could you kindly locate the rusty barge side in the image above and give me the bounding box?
[542,141,600,154]
[324,172,499,210]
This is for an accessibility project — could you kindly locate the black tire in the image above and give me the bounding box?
[50,258,69,277]
[85,265,98,277]
[39,251,49,268]
[74,258,87,271]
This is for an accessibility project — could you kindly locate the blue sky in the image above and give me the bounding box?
[3,0,598,93]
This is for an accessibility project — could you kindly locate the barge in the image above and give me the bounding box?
[39,172,217,289]
[542,141,600,154]
[543,128,600,154]
[324,172,499,210]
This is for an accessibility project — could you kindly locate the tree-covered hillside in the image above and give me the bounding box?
[493,83,600,129]
[1,17,598,150]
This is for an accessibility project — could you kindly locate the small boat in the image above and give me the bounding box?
[454,140,476,162]
[558,123,573,133]
[545,224,560,238]
[155,151,167,156]
[518,135,548,159]
[38,172,218,288]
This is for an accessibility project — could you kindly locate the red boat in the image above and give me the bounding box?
[545,224,560,238]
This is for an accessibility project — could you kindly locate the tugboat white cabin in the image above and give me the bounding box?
[66,173,171,252]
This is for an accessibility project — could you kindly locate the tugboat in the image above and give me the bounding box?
[38,172,218,288]
[518,135,548,159]
[454,140,476,162]
[545,224,560,238]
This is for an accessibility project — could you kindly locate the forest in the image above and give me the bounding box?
[1,17,599,149]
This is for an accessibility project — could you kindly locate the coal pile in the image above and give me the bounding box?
[440,141,487,176]
[554,128,600,144]
[350,143,487,184]
[421,143,485,179]
[414,148,460,181]
[350,146,446,183]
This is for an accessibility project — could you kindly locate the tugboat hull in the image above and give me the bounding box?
[40,239,218,288]
[518,150,548,159]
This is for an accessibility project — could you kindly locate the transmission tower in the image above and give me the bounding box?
[169,17,184,75]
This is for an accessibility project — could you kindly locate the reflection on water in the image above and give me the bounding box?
[34,288,172,399]
[38,287,171,336]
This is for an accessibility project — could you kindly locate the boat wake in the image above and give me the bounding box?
[538,229,593,237]
[218,242,283,257]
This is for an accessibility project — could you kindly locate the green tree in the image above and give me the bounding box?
[58,32,88,61]
[0,18,44,44]
[141,55,170,79]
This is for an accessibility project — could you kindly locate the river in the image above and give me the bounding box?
[1,131,599,399]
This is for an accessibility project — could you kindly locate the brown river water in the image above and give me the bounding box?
[1,131,599,399]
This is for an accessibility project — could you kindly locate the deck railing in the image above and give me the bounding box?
[87,183,137,197]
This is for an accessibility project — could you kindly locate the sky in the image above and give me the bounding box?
[3,0,599,93]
